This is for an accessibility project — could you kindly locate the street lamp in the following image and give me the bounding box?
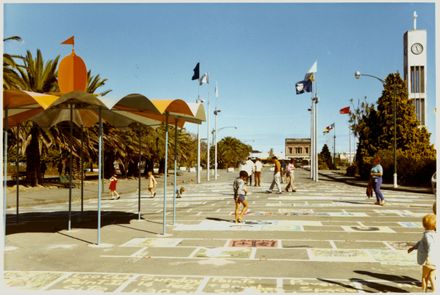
[354,71,398,188]
[212,124,237,179]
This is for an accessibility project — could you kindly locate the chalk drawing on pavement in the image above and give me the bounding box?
[341,226,395,233]
[120,238,182,248]
[398,222,421,228]
[195,247,251,258]
[123,275,202,293]
[308,249,375,263]
[173,220,303,232]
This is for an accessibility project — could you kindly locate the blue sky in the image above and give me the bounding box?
[3,2,436,156]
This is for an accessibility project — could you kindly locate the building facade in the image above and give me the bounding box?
[403,11,427,126]
[285,138,311,164]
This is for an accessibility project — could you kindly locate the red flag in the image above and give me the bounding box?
[61,36,74,45]
[339,106,350,114]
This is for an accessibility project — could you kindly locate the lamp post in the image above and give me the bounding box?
[354,71,397,188]
[213,108,221,180]
[196,98,205,184]
[212,125,237,179]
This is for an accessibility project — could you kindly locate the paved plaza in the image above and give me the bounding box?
[3,169,436,293]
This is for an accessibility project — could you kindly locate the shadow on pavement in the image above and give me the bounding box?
[6,211,143,235]
[317,278,368,293]
[206,217,234,223]
[353,270,420,287]
[349,278,410,293]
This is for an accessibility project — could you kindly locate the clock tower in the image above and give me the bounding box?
[403,11,427,126]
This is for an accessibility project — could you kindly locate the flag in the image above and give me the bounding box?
[199,73,209,85]
[339,106,350,114]
[323,123,335,134]
[192,63,200,80]
[61,36,74,45]
[295,62,316,95]
[307,60,317,73]
[215,82,219,98]
[295,74,313,94]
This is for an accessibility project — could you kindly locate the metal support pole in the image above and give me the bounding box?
[173,119,178,225]
[68,104,73,231]
[197,124,201,184]
[162,113,169,235]
[138,128,142,220]
[3,107,8,239]
[97,107,103,245]
[15,125,19,223]
[206,93,210,181]
[80,127,84,214]
[311,100,315,180]
[333,125,336,168]
[393,88,398,188]
[214,111,218,180]
[314,97,319,182]
[310,105,313,179]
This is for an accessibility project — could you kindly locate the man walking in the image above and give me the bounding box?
[254,158,263,186]
[266,156,282,194]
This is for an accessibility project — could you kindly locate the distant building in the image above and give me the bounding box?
[403,11,427,126]
[285,138,311,164]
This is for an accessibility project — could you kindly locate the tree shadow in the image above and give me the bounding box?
[353,270,420,287]
[349,278,410,293]
[6,211,144,235]
[317,270,419,293]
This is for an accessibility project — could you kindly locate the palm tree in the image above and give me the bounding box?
[15,49,60,93]
[217,137,252,168]
[3,36,25,90]
[87,70,112,96]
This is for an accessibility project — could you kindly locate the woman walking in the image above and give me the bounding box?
[370,156,385,206]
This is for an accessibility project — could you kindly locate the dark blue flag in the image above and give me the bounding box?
[192,63,200,80]
[295,79,312,94]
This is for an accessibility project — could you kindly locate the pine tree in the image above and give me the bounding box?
[352,72,435,184]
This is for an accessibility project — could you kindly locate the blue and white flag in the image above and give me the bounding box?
[199,73,209,85]
[295,61,316,95]
[308,60,317,74]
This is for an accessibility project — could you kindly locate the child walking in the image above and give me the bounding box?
[408,213,437,292]
[233,170,248,223]
[109,174,120,200]
[147,171,157,198]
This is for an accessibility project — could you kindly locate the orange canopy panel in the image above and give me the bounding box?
[111,94,162,114]
[3,90,60,127]
[151,99,193,117]
[3,90,59,109]
[58,51,87,93]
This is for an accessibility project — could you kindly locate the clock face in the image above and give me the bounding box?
[411,43,424,55]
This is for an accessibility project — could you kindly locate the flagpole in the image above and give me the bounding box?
[348,122,351,164]
[206,88,210,181]
[311,100,315,180]
[333,124,336,168]
[309,105,313,179]
[313,75,319,182]
[196,90,201,184]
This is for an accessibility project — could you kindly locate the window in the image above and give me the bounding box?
[288,147,293,154]
[295,147,302,154]
[305,147,309,154]
[410,66,425,93]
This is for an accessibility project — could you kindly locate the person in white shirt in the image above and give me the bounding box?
[284,158,297,192]
[244,158,254,186]
[254,158,263,186]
